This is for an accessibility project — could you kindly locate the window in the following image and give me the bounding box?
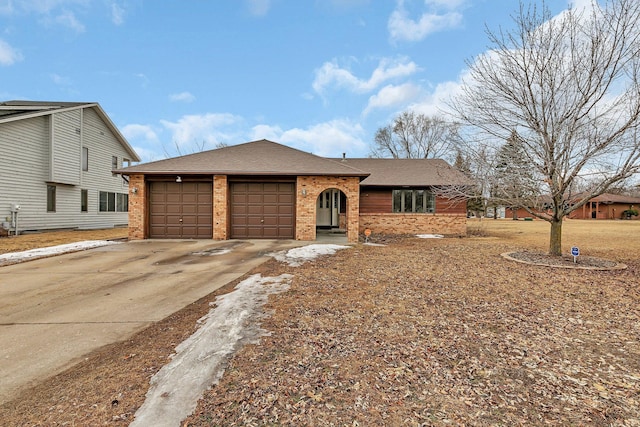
[116,193,128,212]
[392,189,435,213]
[81,189,88,212]
[112,156,118,170]
[82,147,88,171]
[47,185,56,212]
[123,158,130,167]
[99,191,128,212]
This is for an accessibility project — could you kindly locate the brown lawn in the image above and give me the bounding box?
[1,219,639,426]
[0,228,127,255]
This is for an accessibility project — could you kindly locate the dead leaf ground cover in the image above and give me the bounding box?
[1,220,639,426]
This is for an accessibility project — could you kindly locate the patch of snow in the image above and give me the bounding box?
[364,242,386,247]
[191,248,232,256]
[416,234,444,239]
[130,273,293,427]
[0,240,120,264]
[271,244,350,267]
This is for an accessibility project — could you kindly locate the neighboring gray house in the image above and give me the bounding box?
[0,101,140,234]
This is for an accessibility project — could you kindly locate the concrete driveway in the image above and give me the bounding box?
[0,238,304,404]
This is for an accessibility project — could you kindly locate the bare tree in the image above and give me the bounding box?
[162,140,227,158]
[450,0,640,255]
[371,111,460,161]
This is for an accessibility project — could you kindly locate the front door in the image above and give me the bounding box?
[316,189,340,227]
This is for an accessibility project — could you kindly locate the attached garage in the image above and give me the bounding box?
[149,181,213,238]
[119,140,370,242]
[230,182,295,239]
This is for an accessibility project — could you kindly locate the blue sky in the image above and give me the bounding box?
[1,0,577,163]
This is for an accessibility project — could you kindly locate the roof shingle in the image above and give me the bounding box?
[117,139,369,177]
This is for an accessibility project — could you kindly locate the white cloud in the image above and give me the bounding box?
[407,68,470,117]
[261,119,368,157]
[50,73,71,85]
[18,1,82,14]
[122,124,159,142]
[250,124,283,141]
[0,38,22,65]
[363,82,421,115]
[54,10,85,32]
[312,57,419,96]
[388,0,464,42]
[246,0,270,16]
[160,113,243,147]
[135,73,150,87]
[169,91,196,103]
[110,2,125,25]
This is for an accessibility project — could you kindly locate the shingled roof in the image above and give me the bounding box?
[116,139,369,177]
[335,158,474,187]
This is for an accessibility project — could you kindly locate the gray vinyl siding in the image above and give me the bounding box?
[50,109,81,185]
[0,106,132,233]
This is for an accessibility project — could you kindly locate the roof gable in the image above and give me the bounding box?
[118,139,369,177]
[0,100,140,162]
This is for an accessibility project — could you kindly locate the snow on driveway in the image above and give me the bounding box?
[0,240,119,265]
[132,243,350,426]
[130,273,292,427]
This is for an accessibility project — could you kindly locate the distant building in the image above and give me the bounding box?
[0,101,140,234]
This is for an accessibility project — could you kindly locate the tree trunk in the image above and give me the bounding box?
[549,219,562,256]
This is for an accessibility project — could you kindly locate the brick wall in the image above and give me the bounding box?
[359,213,467,236]
[296,176,361,243]
[127,174,146,240]
[213,175,228,239]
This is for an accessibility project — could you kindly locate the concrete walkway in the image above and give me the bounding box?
[0,239,305,404]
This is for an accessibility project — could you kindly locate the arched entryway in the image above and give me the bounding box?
[316,188,347,238]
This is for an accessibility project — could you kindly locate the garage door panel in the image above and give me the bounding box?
[150,215,166,225]
[246,183,263,192]
[247,205,263,215]
[197,205,212,214]
[278,205,293,215]
[166,194,181,203]
[278,217,293,226]
[230,182,294,239]
[246,217,264,226]
[181,215,197,225]
[182,194,198,203]
[231,194,247,204]
[149,181,213,238]
[182,205,197,214]
[263,205,278,215]
[198,215,212,225]
[247,194,263,204]
[263,194,278,204]
[150,204,166,214]
[198,194,212,203]
[263,217,278,226]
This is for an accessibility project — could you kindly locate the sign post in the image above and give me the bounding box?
[571,246,579,263]
[364,228,371,243]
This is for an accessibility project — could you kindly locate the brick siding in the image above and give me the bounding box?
[296,176,361,243]
[126,173,467,242]
[359,213,467,237]
[127,174,146,240]
[213,175,228,239]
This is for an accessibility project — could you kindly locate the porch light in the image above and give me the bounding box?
[176,176,182,183]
